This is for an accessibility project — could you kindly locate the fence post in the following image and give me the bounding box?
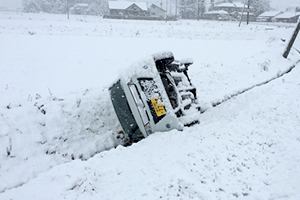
[283,18,300,58]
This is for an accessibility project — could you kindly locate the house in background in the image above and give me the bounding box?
[274,12,300,23]
[108,1,148,17]
[273,4,300,23]
[231,11,255,21]
[149,4,165,18]
[203,10,230,21]
[211,2,248,13]
[208,2,254,21]
[256,11,284,22]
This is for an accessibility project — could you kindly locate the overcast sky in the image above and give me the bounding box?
[0,0,22,8]
[0,0,299,11]
[271,0,300,11]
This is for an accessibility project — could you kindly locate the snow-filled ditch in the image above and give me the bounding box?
[0,12,300,199]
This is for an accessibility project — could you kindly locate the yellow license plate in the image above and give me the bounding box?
[151,97,166,117]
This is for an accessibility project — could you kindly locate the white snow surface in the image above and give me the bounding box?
[0,12,300,200]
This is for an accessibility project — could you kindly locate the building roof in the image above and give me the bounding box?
[258,11,283,17]
[204,10,229,15]
[74,3,89,7]
[149,4,166,12]
[274,12,300,19]
[214,2,245,8]
[231,11,254,16]
[108,1,148,11]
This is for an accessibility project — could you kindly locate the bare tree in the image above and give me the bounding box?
[23,0,108,15]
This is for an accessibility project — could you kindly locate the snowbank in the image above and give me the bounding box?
[0,12,300,199]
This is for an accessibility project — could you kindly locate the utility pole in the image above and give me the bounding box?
[197,0,200,20]
[239,0,246,27]
[67,0,69,19]
[200,0,205,19]
[246,0,250,25]
[166,0,168,21]
[283,19,300,58]
[175,0,177,19]
[169,0,172,17]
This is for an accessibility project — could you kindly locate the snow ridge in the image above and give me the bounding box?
[1,12,300,200]
[211,59,300,107]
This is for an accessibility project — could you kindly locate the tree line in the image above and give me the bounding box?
[22,0,271,19]
[179,0,271,19]
[22,0,108,15]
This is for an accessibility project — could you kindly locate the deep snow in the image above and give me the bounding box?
[0,12,300,199]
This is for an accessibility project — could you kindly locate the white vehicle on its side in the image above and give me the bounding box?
[109,52,201,143]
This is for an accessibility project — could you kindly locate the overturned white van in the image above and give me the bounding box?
[109,52,201,143]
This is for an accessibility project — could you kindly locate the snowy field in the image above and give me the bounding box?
[0,12,300,199]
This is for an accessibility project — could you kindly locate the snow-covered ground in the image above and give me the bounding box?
[0,12,300,199]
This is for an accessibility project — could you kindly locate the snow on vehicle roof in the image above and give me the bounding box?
[113,51,175,88]
[178,58,193,65]
[108,1,148,11]
[152,51,173,61]
[119,55,158,83]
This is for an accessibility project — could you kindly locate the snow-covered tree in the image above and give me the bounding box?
[88,0,109,15]
[241,0,271,16]
[179,0,196,19]
[23,0,41,13]
[199,0,206,18]
[23,0,63,13]
[51,0,67,14]
[179,0,206,19]
[22,0,108,15]
[249,0,271,16]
